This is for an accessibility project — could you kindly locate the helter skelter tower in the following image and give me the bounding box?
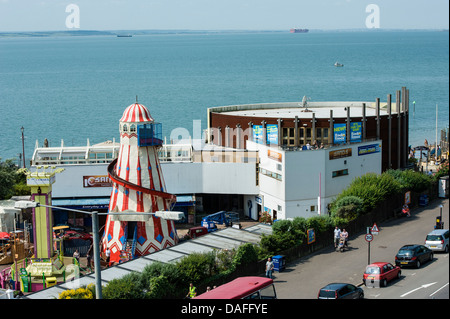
[102,102,178,263]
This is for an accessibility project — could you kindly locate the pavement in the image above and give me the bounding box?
[272,197,449,299]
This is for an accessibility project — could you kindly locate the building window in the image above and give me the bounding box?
[283,126,330,147]
[315,128,330,147]
[332,169,349,178]
[260,168,282,181]
[282,128,296,146]
[130,124,136,132]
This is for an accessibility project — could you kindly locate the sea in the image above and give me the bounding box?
[0,30,448,163]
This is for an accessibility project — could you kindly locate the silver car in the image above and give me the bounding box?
[425,229,449,253]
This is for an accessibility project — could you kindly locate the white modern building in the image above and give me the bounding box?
[247,139,381,220]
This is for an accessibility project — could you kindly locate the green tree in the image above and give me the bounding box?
[0,159,30,199]
[331,195,364,221]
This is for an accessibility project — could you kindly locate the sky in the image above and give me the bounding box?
[0,0,448,32]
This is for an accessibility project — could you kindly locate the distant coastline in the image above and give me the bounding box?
[0,28,447,38]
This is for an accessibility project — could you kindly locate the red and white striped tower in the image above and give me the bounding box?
[102,102,178,263]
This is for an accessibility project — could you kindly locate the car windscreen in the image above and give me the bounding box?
[365,266,380,274]
[426,235,443,241]
[397,249,414,256]
[318,290,336,298]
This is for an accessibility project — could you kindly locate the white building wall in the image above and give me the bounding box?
[51,164,112,198]
[161,162,259,195]
[250,140,382,220]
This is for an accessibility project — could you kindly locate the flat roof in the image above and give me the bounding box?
[209,101,395,119]
[24,225,272,299]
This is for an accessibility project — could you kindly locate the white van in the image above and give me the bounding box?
[425,229,449,253]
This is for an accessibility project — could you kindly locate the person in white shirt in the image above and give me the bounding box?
[334,227,341,248]
[340,229,349,247]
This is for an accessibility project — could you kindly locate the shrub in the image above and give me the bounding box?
[334,172,401,213]
[260,231,299,255]
[233,243,258,267]
[306,216,333,234]
[433,161,449,180]
[145,275,171,299]
[272,219,292,234]
[141,262,183,298]
[58,283,95,299]
[385,169,432,192]
[331,195,364,221]
[102,272,145,299]
[176,252,216,284]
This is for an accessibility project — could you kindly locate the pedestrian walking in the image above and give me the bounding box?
[265,257,274,279]
[334,226,341,248]
[340,228,349,247]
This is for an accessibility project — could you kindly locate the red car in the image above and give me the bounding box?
[363,262,401,287]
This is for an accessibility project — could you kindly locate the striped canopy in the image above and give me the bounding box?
[120,103,154,123]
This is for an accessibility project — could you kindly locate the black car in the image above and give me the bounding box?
[318,283,364,299]
[395,244,434,268]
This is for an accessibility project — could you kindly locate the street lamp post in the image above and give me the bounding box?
[91,210,102,299]
[21,127,26,168]
[14,200,183,299]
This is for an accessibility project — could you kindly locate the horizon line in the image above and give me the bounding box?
[0,27,448,34]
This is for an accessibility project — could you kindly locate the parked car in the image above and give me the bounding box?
[363,262,401,287]
[395,244,433,268]
[425,229,449,253]
[318,283,364,299]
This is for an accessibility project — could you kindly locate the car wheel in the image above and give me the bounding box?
[397,271,401,279]
[416,260,421,268]
[381,279,387,287]
[445,245,449,253]
[429,253,434,262]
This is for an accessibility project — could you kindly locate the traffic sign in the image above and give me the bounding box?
[365,233,373,242]
[371,223,379,235]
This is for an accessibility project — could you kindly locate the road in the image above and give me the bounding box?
[273,198,449,299]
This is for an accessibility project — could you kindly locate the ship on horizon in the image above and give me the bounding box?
[290,28,309,33]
